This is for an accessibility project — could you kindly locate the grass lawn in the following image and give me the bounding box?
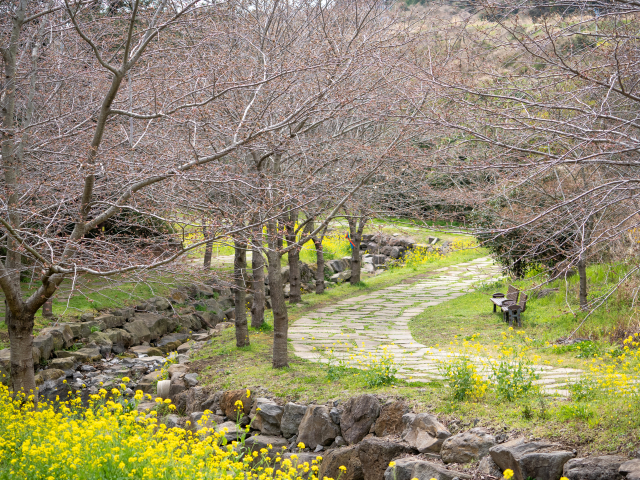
[191,255,640,457]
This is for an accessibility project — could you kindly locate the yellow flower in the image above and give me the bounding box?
[339,466,347,472]
[389,461,396,468]
[122,377,130,383]
[504,469,514,479]
[297,442,305,449]
[246,389,251,398]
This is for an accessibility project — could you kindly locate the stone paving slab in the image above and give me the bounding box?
[290,257,585,396]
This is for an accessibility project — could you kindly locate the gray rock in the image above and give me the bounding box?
[214,421,244,442]
[137,370,162,394]
[620,459,640,480]
[244,434,288,454]
[163,414,180,428]
[137,313,170,341]
[124,320,151,344]
[401,413,451,453]
[319,445,364,480]
[358,437,415,480]
[168,377,186,399]
[281,402,308,438]
[330,407,342,425]
[375,401,410,437]
[297,405,341,449]
[330,270,352,284]
[189,411,223,431]
[490,439,576,480]
[88,331,113,350]
[40,325,74,350]
[33,333,54,360]
[340,394,380,445]
[383,457,471,480]
[168,363,188,380]
[314,444,324,453]
[95,314,126,329]
[254,400,284,436]
[334,436,347,447]
[178,371,195,386]
[562,455,626,480]
[55,347,102,362]
[49,357,75,370]
[441,428,496,464]
[478,455,503,477]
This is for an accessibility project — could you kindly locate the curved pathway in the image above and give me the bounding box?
[290,257,582,396]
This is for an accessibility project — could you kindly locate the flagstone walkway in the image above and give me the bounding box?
[290,257,582,396]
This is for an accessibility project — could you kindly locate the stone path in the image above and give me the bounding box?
[290,257,582,396]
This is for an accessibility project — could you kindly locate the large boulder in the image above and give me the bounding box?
[562,456,626,480]
[123,320,151,344]
[383,457,471,480]
[87,331,113,350]
[297,405,341,449]
[340,394,380,445]
[55,347,101,362]
[375,401,410,437]
[137,313,171,341]
[95,314,126,329]
[318,445,364,480]
[33,334,54,360]
[253,400,284,436]
[358,437,414,480]
[490,439,576,480]
[172,387,220,415]
[620,459,640,480]
[401,413,451,453]
[440,428,496,464]
[220,389,254,419]
[330,270,351,284]
[40,325,74,350]
[281,402,308,438]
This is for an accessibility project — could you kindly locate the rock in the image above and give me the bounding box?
[189,411,224,431]
[111,307,135,320]
[281,266,290,284]
[220,389,254,418]
[375,401,409,437]
[490,439,576,480]
[168,377,186,399]
[401,413,451,453]
[330,407,342,425]
[330,270,352,284]
[172,387,219,414]
[441,428,496,464]
[33,333,54,360]
[334,436,347,447]
[95,314,126,329]
[340,394,380,445]
[383,457,471,480]
[620,459,640,480]
[138,370,162,394]
[168,363,189,380]
[137,313,171,341]
[55,347,101,362]
[40,325,74,350]
[214,421,244,442]
[177,341,194,354]
[148,296,172,311]
[562,456,626,480]
[358,437,415,480]
[318,445,364,480]
[297,405,341,449]
[253,400,284,436]
[314,444,324,453]
[184,373,199,387]
[169,288,190,304]
[244,434,288,454]
[478,455,503,477]
[163,414,180,428]
[49,357,75,370]
[88,331,113,351]
[281,402,308,438]
[124,320,151,344]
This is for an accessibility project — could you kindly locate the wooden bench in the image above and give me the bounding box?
[490,285,519,312]
[503,293,528,327]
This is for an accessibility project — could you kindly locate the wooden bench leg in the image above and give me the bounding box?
[493,304,497,313]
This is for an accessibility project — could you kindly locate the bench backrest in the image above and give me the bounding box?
[518,293,528,312]
[506,285,519,303]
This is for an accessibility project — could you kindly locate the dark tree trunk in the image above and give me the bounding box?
[7,307,37,399]
[203,226,213,270]
[234,239,249,347]
[349,216,367,285]
[578,257,588,311]
[312,235,326,294]
[251,234,265,329]
[267,221,289,368]
[286,209,302,304]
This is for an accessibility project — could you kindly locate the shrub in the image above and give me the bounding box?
[438,356,489,401]
[489,348,539,401]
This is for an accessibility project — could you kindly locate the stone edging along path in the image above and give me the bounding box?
[290,257,583,397]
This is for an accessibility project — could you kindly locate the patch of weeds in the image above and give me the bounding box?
[569,378,599,401]
[557,403,594,422]
[490,350,539,402]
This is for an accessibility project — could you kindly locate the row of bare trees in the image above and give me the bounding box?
[1,0,432,397]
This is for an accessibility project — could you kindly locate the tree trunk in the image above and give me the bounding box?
[286,209,302,304]
[578,257,588,311]
[42,298,53,318]
[203,226,213,270]
[251,235,265,329]
[267,222,289,368]
[349,216,367,285]
[234,239,249,347]
[312,235,326,294]
[7,308,37,400]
